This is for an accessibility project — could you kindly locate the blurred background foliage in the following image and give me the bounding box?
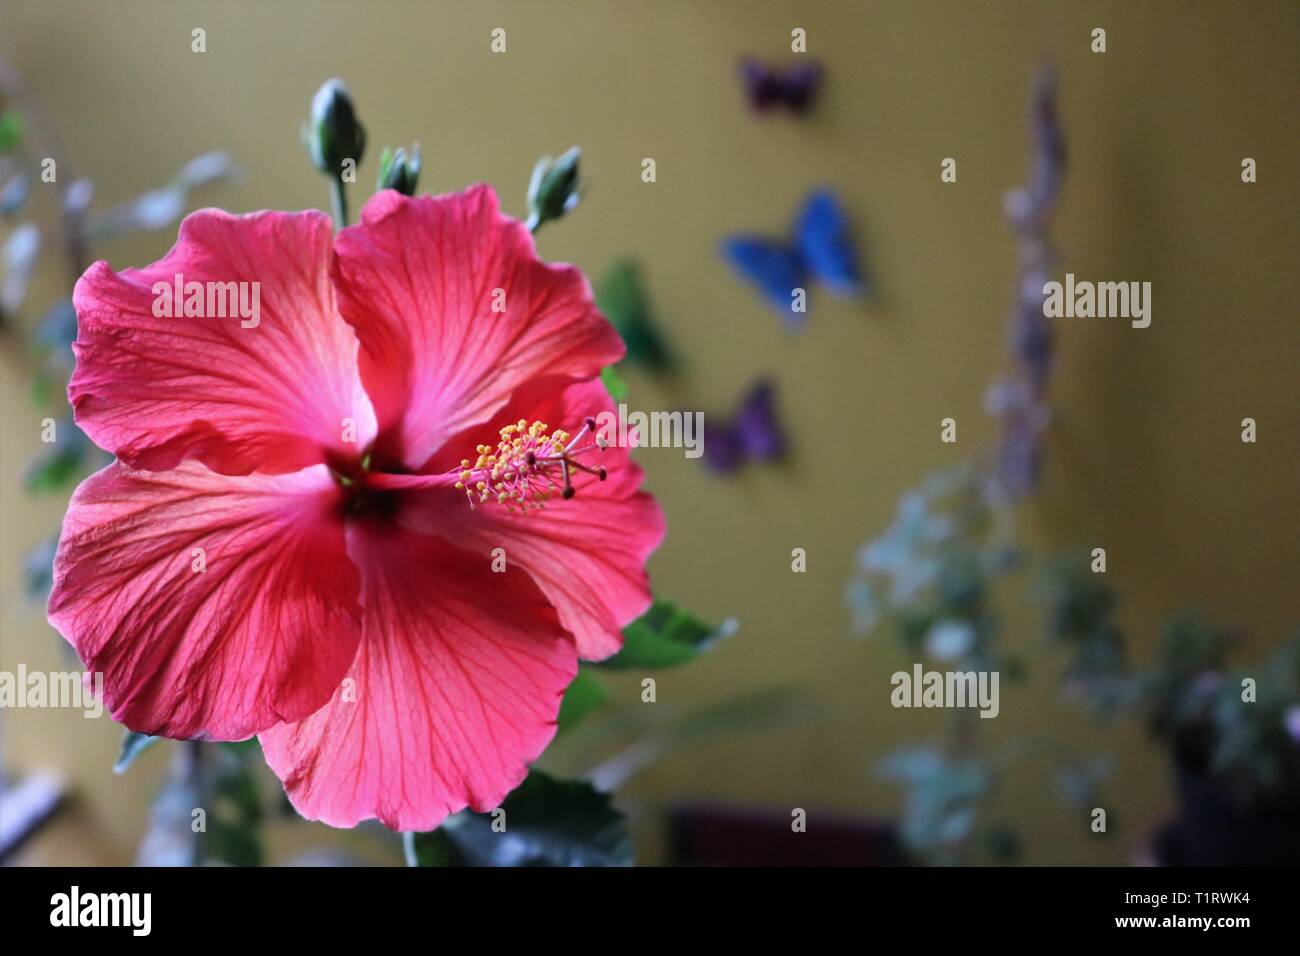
[1,1,1297,865]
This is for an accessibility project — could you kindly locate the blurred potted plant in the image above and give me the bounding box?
[844,64,1070,866]
[1040,559,1300,865]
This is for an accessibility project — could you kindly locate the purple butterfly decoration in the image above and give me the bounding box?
[701,379,787,474]
[739,57,823,115]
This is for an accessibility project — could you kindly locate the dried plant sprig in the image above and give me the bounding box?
[986,64,1067,502]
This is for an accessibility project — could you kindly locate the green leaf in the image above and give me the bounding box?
[220,738,261,754]
[30,368,54,406]
[595,599,737,670]
[206,817,263,867]
[176,151,239,190]
[213,761,263,825]
[114,731,161,774]
[1,172,31,216]
[585,685,816,791]
[202,744,266,865]
[982,824,1022,863]
[23,418,93,493]
[22,536,57,602]
[0,111,22,152]
[86,152,240,241]
[404,828,458,867]
[2,221,40,314]
[436,770,631,867]
[557,667,609,734]
[599,364,628,402]
[1054,756,1112,810]
[34,297,78,366]
[595,259,673,370]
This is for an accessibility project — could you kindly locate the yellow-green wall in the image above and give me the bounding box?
[1,0,1296,865]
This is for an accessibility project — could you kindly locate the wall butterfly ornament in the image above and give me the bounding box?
[721,188,865,326]
[700,378,786,475]
[738,57,824,116]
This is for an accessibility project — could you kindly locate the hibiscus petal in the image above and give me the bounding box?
[259,524,576,831]
[48,461,362,740]
[70,209,376,474]
[332,185,624,470]
[404,378,664,661]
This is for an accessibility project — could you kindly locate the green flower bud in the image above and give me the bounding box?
[307,79,366,181]
[377,145,421,197]
[525,146,581,232]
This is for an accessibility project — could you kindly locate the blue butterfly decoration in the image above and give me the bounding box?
[721,188,865,325]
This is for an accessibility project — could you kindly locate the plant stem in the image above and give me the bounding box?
[330,177,349,230]
[184,739,205,867]
[945,705,979,866]
[0,57,89,296]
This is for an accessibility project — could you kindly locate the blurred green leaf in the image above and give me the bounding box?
[599,364,628,402]
[1,172,30,216]
[1054,756,1112,809]
[23,417,92,493]
[435,770,631,867]
[22,535,57,602]
[404,828,458,867]
[646,686,815,754]
[1,221,41,316]
[30,367,55,406]
[213,761,263,825]
[206,817,262,867]
[35,297,77,367]
[114,731,161,774]
[595,259,673,370]
[88,186,185,239]
[585,685,815,791]
[998,652,1028,683]
[220,738,261,754]
[87,152,240,241]
[595,599,737,670]
[205,743,265,866]
[878,747,992,861]
[176,151,238,190]
[557,667,609,734]
[1038,555,1119,644]
[982,824,1022,863]
[0,110,22,152]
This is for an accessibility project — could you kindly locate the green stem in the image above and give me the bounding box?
[944,703,980,866]
[402,830,418,867]
[184,739,205,867]
[330,178,349,230]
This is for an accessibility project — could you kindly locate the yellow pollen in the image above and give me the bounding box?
[453,417,603,512]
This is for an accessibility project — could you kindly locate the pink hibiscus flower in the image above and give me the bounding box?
[48,184,664,830]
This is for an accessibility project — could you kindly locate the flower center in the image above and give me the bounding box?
[454,416,607,511]
[328,453,395,520]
